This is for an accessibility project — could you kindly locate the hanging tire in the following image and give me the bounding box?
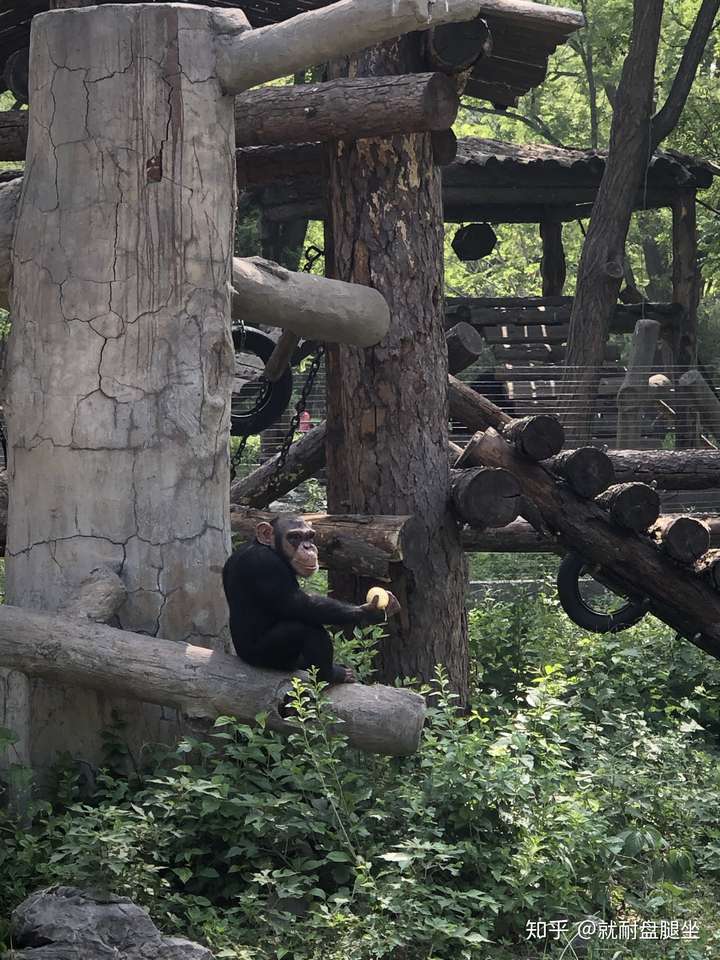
[556,552,651,634]
[231,326,293,437]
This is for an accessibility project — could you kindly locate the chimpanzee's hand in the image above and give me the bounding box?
[383,591,401,618]
[367,591,401,618]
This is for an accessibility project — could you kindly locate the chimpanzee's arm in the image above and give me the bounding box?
[242,546,385,627]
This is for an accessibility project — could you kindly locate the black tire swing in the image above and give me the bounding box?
[556,552,651,634]
[230,326,293,437]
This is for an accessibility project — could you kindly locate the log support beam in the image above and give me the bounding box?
[214,0,483,94]
[232,257,390,346]
[0,605,426,756]
[235,73,458,147]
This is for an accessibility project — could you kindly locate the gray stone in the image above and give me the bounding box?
[4,887,215,960]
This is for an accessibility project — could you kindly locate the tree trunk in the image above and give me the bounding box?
[4,5,236,775]
[326,36,469,699]
[561,1,664,443]
[616,318,661,448]
[672,191,700,446]
[0,604,426,757]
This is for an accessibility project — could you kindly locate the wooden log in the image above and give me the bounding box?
[616,318,661,448]
[461,519,556,553]
[539,220,566,297]
[230,422,327,508]
[0,177,21,310]
[502,415,565,461]
[214,0,483,94]
[231,509,425,581]
[237,130,457,189]
[0,112,28,162]
[446,322,485,374]
[695,549,720,591]
[431,129,458,166]
[595,483,661,533]
[448,373,511,431]
[232,257,390,346]
[0,604,426,756]
[550,447,616,499]
[449,466,521,528]
[263,330,300,383]
[652,516,710,564]
[600,449,720,490]
[425,17,493,72]
[678,369,720,441]
[235,73,458,147]
[466,428,720,657]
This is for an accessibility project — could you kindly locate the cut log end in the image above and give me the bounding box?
[652,516,710,565]
[550,447,615,499]
[502,414,565,461]
[450,466,521,529]
[596,482,661,533]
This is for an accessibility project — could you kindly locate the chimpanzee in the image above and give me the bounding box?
[222,515,401,684]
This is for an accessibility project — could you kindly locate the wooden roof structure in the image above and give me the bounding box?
[442,138,719,222]
[239,137,719,224]
[1,1,584,108]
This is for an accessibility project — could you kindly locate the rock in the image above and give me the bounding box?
[4,887,215,960]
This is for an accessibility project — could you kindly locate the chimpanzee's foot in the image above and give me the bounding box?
[331,664,357,684]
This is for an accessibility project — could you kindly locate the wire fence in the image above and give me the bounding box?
[240,358,720,516]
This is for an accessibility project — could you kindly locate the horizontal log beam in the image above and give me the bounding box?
[0,604,425,756]
[215,0,483,94]
[446,321,486,374]
[235,73,458,147]
[231,509,422,580]
[232,257,390,346]
[461,518,555,552]
[230,422,327,508]
[593,449,720,490]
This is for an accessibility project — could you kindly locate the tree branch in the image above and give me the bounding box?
[651,0,720,148]
[462,104,566,147]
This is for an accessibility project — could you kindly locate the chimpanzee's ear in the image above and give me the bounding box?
[256,521,275,546]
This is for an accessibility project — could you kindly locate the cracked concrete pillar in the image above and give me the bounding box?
[3,4,237,773]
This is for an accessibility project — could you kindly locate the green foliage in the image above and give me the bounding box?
[2,602,720,959]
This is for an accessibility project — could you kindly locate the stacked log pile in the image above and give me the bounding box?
[448,399,720,658]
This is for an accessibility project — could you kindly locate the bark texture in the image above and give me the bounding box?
[235,73,458,147]
[214,0,482,93]
[0,603,426,756]
[5,5,236,771]
[326,36,468,699]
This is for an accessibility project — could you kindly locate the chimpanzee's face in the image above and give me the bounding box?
[280,522,319,577]
[256,517,319,577]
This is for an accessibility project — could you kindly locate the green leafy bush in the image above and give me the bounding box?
[1,604,720,959]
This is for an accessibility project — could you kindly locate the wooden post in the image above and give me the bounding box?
[4,4,237,775]
[616,318,661,448]
[325,34,470,700]
[449,467,521,528]
[446,321,485,374]
[672,189,700,447]
[539,220,566,297]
